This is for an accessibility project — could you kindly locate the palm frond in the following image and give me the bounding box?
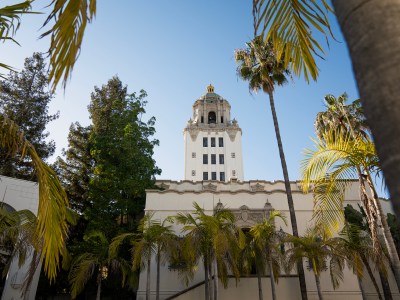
[0,1,37,76]
[0,115,68,281]
[68,253,97,298]
[254,0,334,81]
[40,0,96,90]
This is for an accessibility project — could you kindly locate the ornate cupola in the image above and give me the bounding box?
[184,85,244,182]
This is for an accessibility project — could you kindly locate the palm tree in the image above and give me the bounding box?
[68,231,130,300]
[110,212,176,300]
[235,35,308,300]
[286,227,345,300]
[301,131,400,289]
[175,202,244,300]
[0,207,37,277]
[249,210,287,300]
[0,115,69,281]
[338,223,384,300]
[314,94,369,140]
[253,0,400,231]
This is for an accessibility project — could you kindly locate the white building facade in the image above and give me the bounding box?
[138,85,399,300]
[184,84,244,182]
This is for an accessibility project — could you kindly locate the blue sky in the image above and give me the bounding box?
[1,1,365,189]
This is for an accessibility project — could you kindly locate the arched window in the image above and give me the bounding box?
[208,111,216,124]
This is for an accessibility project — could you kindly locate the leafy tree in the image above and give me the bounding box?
[86,76,161,237]
[175,202,244,300]
[235,36,308,300]
[249,210,286,300]
[0,52,59,180]
[286,227,345,300]
[55,122,92,216]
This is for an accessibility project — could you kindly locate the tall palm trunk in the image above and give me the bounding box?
[96,272,102,300]
[146,251,151,300]
[379,269,393,300]
[268,257,277,300]
[267,90,308,300]
[213,258,219,300]
[314,273,323,300]
[357,277,366,300]
[361,255,384,300]
[332,0,400,237]
[204,259,210,300]
[256,264,264,300]
[156,246,161,300]
[365,173,400,291]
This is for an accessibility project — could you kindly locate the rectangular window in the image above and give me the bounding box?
[192,152,196,158]
[211,137,216,147]
[221,116,224,123]
[203,172,208,180]
[203,137,208,147]
[219,154,224,164]
[191,170,196,176]
[220,172,225,181]
[211,154,216,164]
[211,172,217,180]
[203,154,208,164]
[231,152,235,158]
[219,137,223,147]
[232,170,236,177]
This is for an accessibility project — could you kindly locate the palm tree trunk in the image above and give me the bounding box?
[331,0,400,239]
[365,173,400,291]
[96,273,102,300]
[357,276,366,300]
[204,259,210,300]
[361,255,384,300]
[208,259,213,300]
[146,253,151,300]
[267,90,308,300]
[314,273,323,300]
[269,258,277,300]
[256,264,264,300]
[379,269,393,300]
[156,246,161,300]
[213,258,219,300]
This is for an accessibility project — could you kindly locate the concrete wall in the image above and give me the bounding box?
[0,175,41,300]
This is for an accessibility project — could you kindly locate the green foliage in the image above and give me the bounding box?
[253,0,334,81]
[248,211,287,283]
[175,202,244,288]
[0,1,34,75]
[387,213,400,254]
[286,227,345,289]
[68,230,131,299]
[0,52,59,180]
[235,36,290,95]
[55,122,92,215]
[85,76,161,236]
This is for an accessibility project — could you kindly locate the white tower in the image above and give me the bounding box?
[184,84,244,182]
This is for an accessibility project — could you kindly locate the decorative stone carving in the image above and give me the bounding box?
[226,128,237,142]
[202,183,217,191]
[251,183,265,192]
[159,183,170,190]
[187,128,199,141]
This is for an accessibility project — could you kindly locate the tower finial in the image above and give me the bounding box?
[207,84,214,93]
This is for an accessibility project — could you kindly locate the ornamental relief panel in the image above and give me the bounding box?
[231,204,274,226]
